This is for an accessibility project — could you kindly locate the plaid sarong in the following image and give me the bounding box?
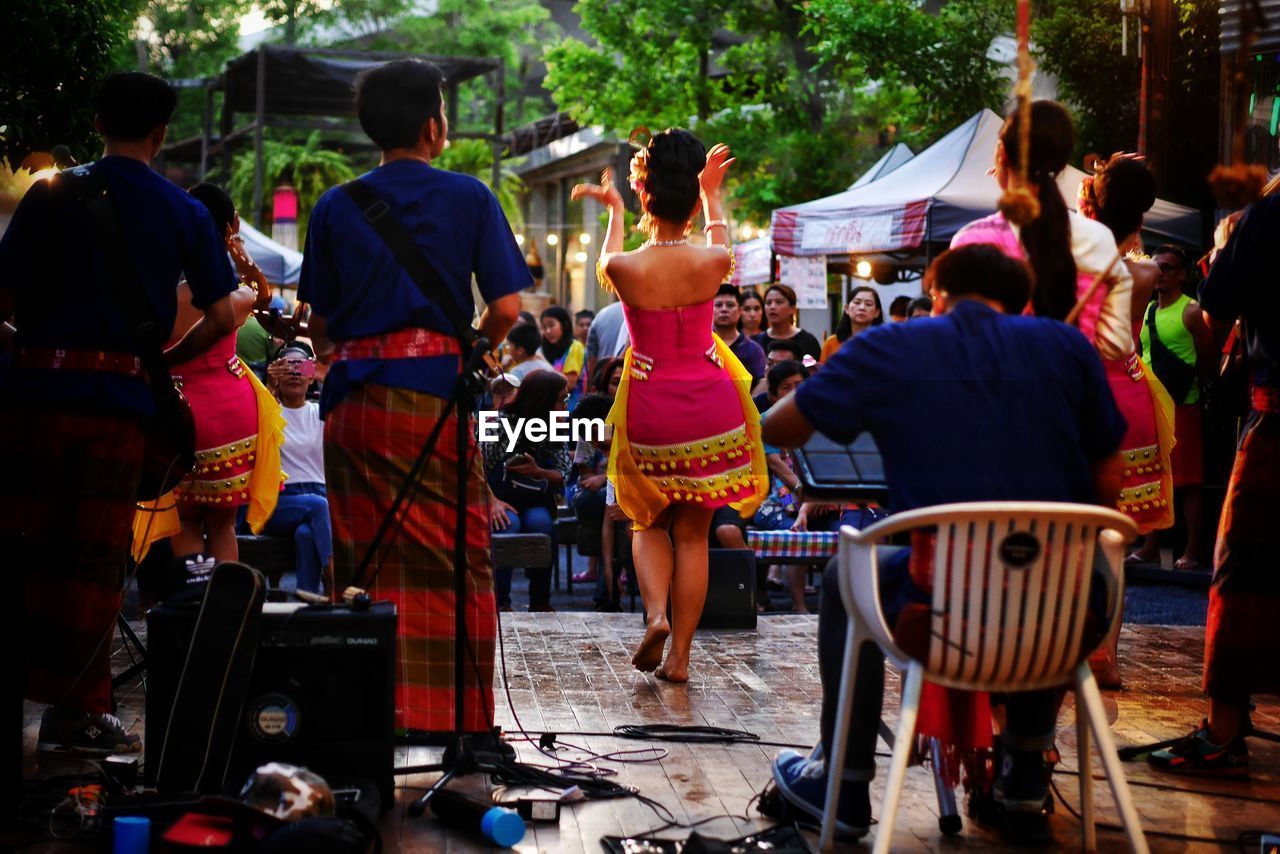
[325,384,496,734]
[0,404,143,713]
[746,530,839,561]
[1204,406,1280,700]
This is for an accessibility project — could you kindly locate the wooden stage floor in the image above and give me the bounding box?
[23,612,1280,852]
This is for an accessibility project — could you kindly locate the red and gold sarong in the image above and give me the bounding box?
[325,383,496,733]
[0,405,143,713]
[1204,387,1280,700]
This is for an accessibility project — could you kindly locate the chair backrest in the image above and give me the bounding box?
[844,502,1137,693]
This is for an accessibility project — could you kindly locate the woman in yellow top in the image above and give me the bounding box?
[538,305,586,407]
[572,130,767,682]
[819,285,884,362]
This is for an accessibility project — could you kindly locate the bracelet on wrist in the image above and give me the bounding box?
[703,219,728,233]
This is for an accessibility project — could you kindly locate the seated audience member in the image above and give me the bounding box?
[484,372,520,413]
[750,361,811,608]
[574,309,595,344]
[907,295,934,319]
[539,305,587,407]
[483,371,573,612]
[592,356,625,398]
[585,300,630,382]
[766,338,805,368]
[761,245,1126,844]
[506,321,552,381]
[755,358,807,414]
[713,283,768,386]
[568,394,622,609]
[263,344,332,594]
[888,295,911,323]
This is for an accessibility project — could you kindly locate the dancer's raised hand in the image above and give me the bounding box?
[571,168,623,210]
[699,143,735,198]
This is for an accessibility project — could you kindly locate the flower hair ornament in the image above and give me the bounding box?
[1077,174,1099,220]
[628,126,656,235]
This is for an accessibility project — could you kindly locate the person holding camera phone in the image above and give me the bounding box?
[263,343,332,595]
[482,371,573,611]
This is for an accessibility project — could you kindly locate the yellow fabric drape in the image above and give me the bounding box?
[130,370,286,563]
[606,332,767,530]
[1140,354,1178,533]
[244,367,286,532]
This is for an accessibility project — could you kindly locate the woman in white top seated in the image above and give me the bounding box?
[264,343,332,594]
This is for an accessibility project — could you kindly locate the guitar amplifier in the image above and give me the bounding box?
[644,549,757,630]
[146,600,396,806]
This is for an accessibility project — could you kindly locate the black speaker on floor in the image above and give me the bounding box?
[146,600,397,806]
[643,549,757,630]
[702,549,757,629]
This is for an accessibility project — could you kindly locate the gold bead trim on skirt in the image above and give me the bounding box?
[1116,479,1167,513]
[629,423,751,470]
[194,435,259,467]
[1120,444,1163,478]
[643,460,760,502]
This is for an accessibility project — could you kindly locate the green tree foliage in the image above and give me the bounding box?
[435,138,527,229]
[1033,0,1219,207]
[133,0,249,78]
[0,0,140,163]
[544,0,1009,224]
[226,132,356,237]
[345,0,559,132]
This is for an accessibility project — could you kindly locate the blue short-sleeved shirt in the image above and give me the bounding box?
[792,300,1126,513]
[1200,196,1280,389]
[0,156,237,417]
[727,332,767,385]
[298,160,531,416]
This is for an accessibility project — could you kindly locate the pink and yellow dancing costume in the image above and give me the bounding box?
[602,284,767,530]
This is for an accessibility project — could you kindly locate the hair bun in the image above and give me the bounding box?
[639,128,706,229]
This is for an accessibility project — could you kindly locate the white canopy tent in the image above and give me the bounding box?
[770,109,1203,261]
[239,219,304,286]
[849,143,915,189]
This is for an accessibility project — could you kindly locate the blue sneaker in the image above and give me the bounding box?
[771,749,870,839]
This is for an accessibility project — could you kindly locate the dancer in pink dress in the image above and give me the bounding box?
[167,184,283,563]
[573,130,766,682]
[952,101,1173,688]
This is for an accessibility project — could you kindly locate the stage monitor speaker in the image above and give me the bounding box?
[702,548,757,629]
[643,549,757,630]
[146,600,396,806]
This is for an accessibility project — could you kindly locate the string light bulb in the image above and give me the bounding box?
[579,232,591,245]
[546,234,559,246]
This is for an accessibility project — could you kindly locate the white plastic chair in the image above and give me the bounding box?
[819,501,1148,853]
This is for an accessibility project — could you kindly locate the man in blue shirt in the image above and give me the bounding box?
[761,245,1125,844]
[0,72,238,755]
[712,283,767,385]
[299,59,523,736]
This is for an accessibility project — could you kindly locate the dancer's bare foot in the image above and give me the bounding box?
[655,657,688,683]
[632,618,670,672]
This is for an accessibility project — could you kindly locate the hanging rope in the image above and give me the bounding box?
[999,0,1040,227]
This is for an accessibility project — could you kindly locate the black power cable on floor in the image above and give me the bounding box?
[612,724,762,745]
